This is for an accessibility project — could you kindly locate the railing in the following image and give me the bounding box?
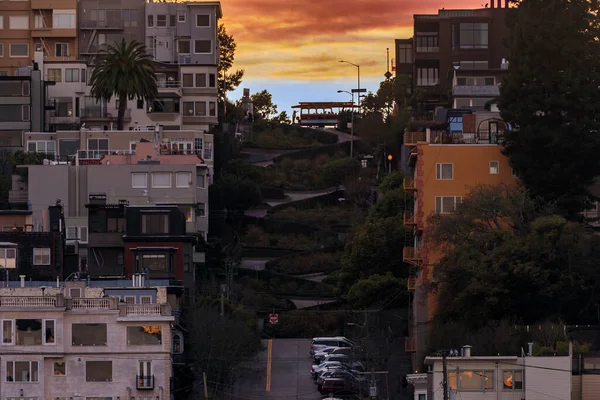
[405,337,416,353]
[403,211,416,226]
[126,304,161,315]
[403,177,417,191]
[8,190,28,203]
[80,20,124,29]
[136,375,155,390]
[403,247,422,261]
[404,132,426,146]
[80,108,131,120]
[77,149,134,160]
[157,81,181,89]
[80,44,101,54]
[71,297,111,309]
[452,85,500,96]
[430,131,504,145]
[0,296,57,307]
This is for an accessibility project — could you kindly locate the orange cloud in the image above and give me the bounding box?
[221,0,486,81]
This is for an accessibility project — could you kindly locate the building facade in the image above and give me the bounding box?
[402,110,517,366]
[0,283,174,400]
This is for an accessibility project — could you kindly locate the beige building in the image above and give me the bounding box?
[0,0,79,76]
[0,282,174,400]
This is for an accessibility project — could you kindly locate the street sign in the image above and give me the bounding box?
[385,71,393,79]
[269,313,279,324]
[351,89,367,93]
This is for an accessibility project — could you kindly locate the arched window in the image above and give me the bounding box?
[173,333,182,354]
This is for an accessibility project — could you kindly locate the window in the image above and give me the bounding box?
[503,370,523,390]
[198,203,206,217]
[88,138,109,158]
[151,172,171,188]
[195,73,206,87]
[178,40,190,54]
[72,323,107,346]
[22,104,29,122]
[44,320,55,344]
[53,361,66,376]
[65,68,79,82]
[173,334,182,353]
[14,319,42,345]
[10,43,28,57]
[208,102,216,117]
[416,35,438,52]
[6,361,38,382]
[132,172,148,188]
[141,214,169,234]
[169,14,176,26]
[48,68,62,82]
[203,142,213,160]
[418,395,426,400]
[195,102,206,116]
[197,174,205,188]
[489,160,499,174]
[85,361,112,382]
[79,227,88,243]
[459,370,494,390]
[127,326,162,345]
[194,40,212,54]
[397,43,412,63]
[69,288,81,298]
[194,138,203,153]
[140,254,168,270]
[55,43,68,56]
[208,73,216,87]
[140,296,152,304]
[53,11,76,28]
[435,196,461,214]
[182,73,193,87]
[196,14,210,27]
[33,248,50,265]
[0,248,16,269]
[147,15,154,27]
[436,163,453,180]
[176,172,192,188]
[136,98,144,109]
[66,227,77,240]
[457,61,489,70]
[2,320,13,344]
[416,68,439,86]
[454,23,489,49]
[0,44,3,57]
[9,15,29,30]
[0,16,3,29]
[156,14,167,27]
[178,13,186,22]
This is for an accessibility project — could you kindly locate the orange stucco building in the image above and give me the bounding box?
[402,112,518,367]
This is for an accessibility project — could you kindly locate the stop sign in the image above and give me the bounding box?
[269,313,278,324]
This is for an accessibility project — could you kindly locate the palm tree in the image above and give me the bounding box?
[89,39,158,130]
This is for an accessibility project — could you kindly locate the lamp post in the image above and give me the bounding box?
[339,60,361,107]
[337,90,354,157]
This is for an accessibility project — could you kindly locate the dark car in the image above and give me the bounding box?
[320,377,360,396]
[316,369,366,387]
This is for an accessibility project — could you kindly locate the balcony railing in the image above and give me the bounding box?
[137,375,155,390]
[120,303,171,317]
[452,85,500,97]
[405,337,416,353]
[403,177,417,192]
[80,20,124,29]
[403,211,416,226]
[72,297,111,309]
[403,247,422,262]
[157,81,181,89]
[77,149,134,160]
[404,132,426,146]
[80,108,131,121]
[0,296,57,307]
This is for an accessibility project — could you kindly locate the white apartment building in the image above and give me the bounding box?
[0,282,175,400]
[410,345,572,400]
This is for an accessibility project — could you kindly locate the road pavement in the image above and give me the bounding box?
[227,338,324,400]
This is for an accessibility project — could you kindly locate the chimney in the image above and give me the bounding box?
[462,345,472,357]
[527,342,533,356]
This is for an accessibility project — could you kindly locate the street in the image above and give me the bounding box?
[227,338,324,400]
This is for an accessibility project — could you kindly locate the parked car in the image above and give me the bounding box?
[316,369,366,387]
[311,361,345,378]
[310,337,356,355]
[319,354,351,365]
[313,346,341,363]
[320,377,360,396]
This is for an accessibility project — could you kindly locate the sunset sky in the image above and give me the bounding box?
[223,0,485,115]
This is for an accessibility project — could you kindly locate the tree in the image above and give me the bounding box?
[429,184,600,328]
[89,39,157,130]
[371,189,407,219]
[218,24,244,109]
[498,0,600,217]
[321,157,361,187]
[250,90,278,119]
[272,111,291,125]
[346,273,406,309]
[211,174,262,213]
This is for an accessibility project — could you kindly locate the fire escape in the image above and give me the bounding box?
[33,10,52,56]
[79,8,124,57]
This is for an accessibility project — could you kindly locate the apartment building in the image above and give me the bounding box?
[402,110,517,366]
[394,0,510,118]
[411,345,572,400]
[78,0,145,59]
[0,0,78,75]
[0,282,174,400]
[0,64,49,148]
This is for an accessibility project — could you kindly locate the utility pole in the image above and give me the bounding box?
[442,351,449,400]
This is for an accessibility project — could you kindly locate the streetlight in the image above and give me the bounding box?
[337,89,355,157]
[339,60,361,107]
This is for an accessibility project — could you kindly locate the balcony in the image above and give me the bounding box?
[80,108,131,122]
[403,177,417,192]
[404,132,426,146]
[0,296,58,308]
[8,190,28,203]
[408,276,416,292]
[403,211,416,226]
[157,80,181,89]
[80,20,124,29]
[80,44,101,54]
[49,114,80,125]
[405,337,416,353]
[452,85,500,97]
[403,247,422,263]
[122,303,170,317]
[137,375,155,390]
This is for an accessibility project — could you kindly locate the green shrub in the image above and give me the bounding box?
[321,157,362,187]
